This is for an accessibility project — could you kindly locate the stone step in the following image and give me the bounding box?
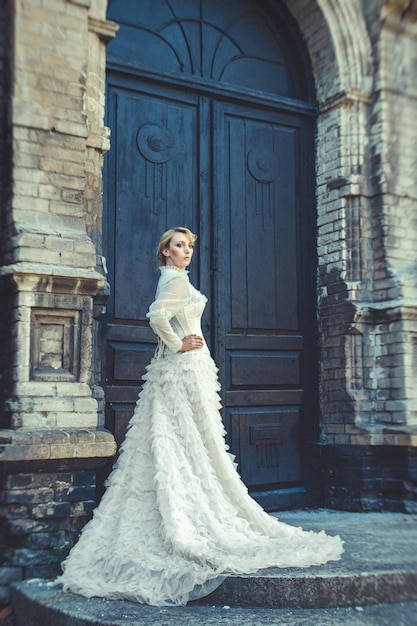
[10,583,417,626]
[195,568,417,609]
[10,510,417,625]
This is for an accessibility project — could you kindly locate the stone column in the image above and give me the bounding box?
[0,0,118,603]
[286,0,417,511]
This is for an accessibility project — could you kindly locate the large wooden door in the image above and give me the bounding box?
[104,0,319,509]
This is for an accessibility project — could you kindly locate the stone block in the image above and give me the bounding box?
[54,486,70,503]
[43,236,74,251]
[56,414,97,429]
[31,502,71,519]
[0,444,51,462]
[11,548,49,567]
[72,470,95,487]
[20,415,58,429]
[4,474,33,489]
[67,430,94,443]
[54,119,88,138]
[70,500,95,518]
[39,158,63,173]
[74,440,115,458]
[49,444,76,459]
[73,398,98,413]
[4,488,54,505]
[28,533,54,549]
[67,485,96,502]
[6,519,48,535]
[31,433,66,449]
[25,565,55,579]
[0,567,22,585]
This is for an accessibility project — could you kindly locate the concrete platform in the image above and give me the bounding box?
[11,509,417,626]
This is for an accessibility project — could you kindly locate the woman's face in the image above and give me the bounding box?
[163,232,194,270]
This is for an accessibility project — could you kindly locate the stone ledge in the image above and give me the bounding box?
[0,429,116,462]
[88,17,119,43]
[0,262,106,293]
[10,582,417,626]
[348,424,417,447]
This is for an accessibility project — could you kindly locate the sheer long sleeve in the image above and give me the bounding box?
[146,273,191,353]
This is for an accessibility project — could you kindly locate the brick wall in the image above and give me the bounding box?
[0,0,117,430]
[0,466,96,603]
[0,0,14,267]
[322,444,417,513]
[0,0,117,604]
[287,0,417,433]
[11,0,96,269]
[286,0,417,509]
[0,0,14,431]
[0,429,115,604]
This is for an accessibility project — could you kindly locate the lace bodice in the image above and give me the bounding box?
[146,266,209,357]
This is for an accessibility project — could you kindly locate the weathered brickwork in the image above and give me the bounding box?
[0,428,115,603]
[0,0,416,603]
[0,0,113,432]
[0,0,14,268]
[0,467,96,604]
[286,0,417,509]
[0,0,14,435]
[322,444,417,513]
[0,0,118,603]
[288,1,417,428]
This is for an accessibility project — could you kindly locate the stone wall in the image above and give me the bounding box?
[285,0,417,510]
[0,0,14,431]
[0,0,117,604]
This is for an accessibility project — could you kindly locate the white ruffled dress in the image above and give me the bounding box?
[59,266,344,606]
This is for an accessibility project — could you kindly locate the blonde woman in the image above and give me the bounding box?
[60,227,343,606]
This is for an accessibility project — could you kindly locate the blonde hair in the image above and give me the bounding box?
[157,227,197,266]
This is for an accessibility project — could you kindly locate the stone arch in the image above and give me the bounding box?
[282,0,375,289]
[283,0,375,283]
[281,0,376,434]
[319,0,373,96]
[281,0,417,435]
[284,0,373,102]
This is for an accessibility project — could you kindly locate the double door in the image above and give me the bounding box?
[103,77,319,509]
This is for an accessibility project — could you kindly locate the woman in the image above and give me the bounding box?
[59,227,343,606]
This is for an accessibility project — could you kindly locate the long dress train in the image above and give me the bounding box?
[59,266,343,606]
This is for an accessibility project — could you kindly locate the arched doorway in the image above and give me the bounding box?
[103,0,319,509]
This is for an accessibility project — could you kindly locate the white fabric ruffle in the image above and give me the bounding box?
[59,351,344,606]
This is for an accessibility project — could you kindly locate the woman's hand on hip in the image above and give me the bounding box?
[180,334,204,351]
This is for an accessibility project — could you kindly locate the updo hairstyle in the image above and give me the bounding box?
[157,227,197,266]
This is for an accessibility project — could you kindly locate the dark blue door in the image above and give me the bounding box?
[104,0,319,509]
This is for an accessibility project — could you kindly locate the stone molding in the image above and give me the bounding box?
[88,16,119,43]
[352,300,417,325]
[0,263,106,290]
[0,265,107,429]
[316,0,373,99]
[0,428,116,463]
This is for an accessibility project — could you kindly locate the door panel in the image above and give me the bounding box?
[112,88,198,321]
[214,102,312,509]
[103,85,200,438]
[231,407,301,487]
